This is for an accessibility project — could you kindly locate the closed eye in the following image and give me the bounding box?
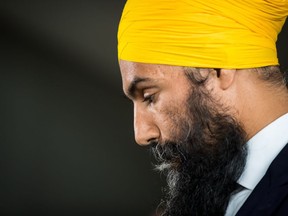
[143,94,155,104]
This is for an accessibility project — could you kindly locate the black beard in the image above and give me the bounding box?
[151,87,247,216]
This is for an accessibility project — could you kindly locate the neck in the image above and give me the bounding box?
[239,83,288,140]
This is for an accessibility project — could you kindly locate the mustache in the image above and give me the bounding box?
[150,141,189,171]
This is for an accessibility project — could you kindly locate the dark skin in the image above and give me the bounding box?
[120,60,288,144]
[120,60,192,145]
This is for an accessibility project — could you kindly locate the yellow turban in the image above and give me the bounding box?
[118,0,288,68]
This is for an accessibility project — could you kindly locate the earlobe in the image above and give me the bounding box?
[217,69,237,90]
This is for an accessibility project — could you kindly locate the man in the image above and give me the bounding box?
[117,0,288,215]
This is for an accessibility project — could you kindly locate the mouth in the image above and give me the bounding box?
[154,156,182,172]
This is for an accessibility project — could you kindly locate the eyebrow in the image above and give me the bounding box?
[127,77,153,98]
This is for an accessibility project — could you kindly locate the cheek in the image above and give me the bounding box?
[153,97,188,141]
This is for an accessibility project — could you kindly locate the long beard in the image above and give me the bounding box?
[152,88,247,216]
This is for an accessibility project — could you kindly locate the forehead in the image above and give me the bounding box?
[119,60,183,87]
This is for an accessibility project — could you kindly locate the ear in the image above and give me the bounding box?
[215,69,237,90]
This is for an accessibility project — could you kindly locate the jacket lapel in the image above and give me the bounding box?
[236,144,288,216]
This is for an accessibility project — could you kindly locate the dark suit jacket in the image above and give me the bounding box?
[235,144,288,216]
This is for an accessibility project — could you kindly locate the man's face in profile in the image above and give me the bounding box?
[120,60,247,216]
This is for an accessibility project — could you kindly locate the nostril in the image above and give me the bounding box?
[147,138,159,146]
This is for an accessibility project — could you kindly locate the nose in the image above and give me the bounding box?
[134,105,160,146]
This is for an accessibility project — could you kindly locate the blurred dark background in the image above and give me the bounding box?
[0,1,287,216]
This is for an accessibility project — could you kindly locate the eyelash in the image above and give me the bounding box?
[143,94,155,104]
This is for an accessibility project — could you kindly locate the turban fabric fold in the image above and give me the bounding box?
[118,0,288,68]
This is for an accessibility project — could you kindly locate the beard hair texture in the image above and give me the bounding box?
[151,84,248,216]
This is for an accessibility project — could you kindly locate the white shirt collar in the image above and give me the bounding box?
[237,113,288,190]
